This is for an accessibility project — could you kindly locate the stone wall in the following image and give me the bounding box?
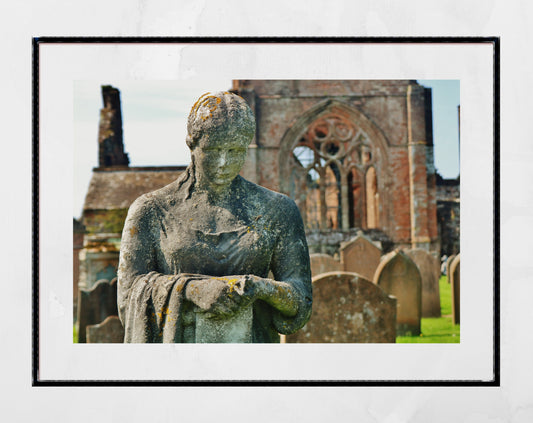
[436,175,460,256]
[233,79,439,252]
[73,218,85,319]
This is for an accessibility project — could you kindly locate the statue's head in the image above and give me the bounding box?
[186,91,255,150]
[186,92,256,188]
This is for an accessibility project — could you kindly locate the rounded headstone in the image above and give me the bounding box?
[309,253,342,277]
[340,234,382,281]
[406,248,441,318]
[446,254,456,284]
[374,250,421,336]
[286,271,396,343]
[450,254,460,325]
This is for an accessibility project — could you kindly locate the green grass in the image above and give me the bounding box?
[396,275,460,343]
[73,323,78,343]
[439,274,453,316]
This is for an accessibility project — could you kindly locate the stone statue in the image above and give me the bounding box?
[117,91,312,343]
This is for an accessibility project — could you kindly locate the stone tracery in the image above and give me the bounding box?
[289,112,380,231]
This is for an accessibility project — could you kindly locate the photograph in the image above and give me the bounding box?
[72,79,460,347]
[35,39,495,384]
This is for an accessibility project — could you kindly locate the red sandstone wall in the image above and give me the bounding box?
[389,148,412,243]
[236,80,438,251]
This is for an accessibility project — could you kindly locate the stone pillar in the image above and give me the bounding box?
[406,84,431,251]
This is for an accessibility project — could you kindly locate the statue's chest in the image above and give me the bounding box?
[157,203,277,276]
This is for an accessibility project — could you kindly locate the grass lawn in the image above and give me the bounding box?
[396,275,460,343]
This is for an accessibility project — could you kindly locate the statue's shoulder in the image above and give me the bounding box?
[126,191,158,222]
[128,170,191,219]
[126,181,174,221]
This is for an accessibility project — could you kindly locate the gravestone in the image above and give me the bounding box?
[340,233,382,281]
[86,315,124,343]
[310,253,342,277]
[450,254,460,325]
[406,248,441,318]
[374,250,421,336]
[446,254,456,284]
[431,253,441,281]
[286,271,396,343]
[77,278,119,343]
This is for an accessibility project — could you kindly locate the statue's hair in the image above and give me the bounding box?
[186,91,255,149]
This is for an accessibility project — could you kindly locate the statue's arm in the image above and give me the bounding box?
[117,195,161,322]
[251,196,313,334]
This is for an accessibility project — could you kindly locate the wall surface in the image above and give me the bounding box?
[234,79,439,252]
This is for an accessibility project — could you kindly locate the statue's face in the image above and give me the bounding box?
[193,131,249,188]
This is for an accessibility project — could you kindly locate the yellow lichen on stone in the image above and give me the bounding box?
[226,278,239,292]
[214,276,240,292]
[192,94,225,121]
[190,92,212,116]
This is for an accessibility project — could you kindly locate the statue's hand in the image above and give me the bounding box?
[184,276,257,319]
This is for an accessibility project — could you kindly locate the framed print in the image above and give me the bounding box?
[33,37,498,385]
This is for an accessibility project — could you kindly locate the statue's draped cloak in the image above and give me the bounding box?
[118,169,312,343]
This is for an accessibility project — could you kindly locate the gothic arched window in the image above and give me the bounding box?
[289,113,378,231]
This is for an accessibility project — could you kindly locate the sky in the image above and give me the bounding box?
[73,79,460,218]
[418,79,461,177]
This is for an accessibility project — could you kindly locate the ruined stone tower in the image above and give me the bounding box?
[97,85,129,168]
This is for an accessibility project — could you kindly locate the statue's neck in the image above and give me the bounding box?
[192,172,238,205]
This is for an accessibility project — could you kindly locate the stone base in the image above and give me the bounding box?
[195,304,253,343]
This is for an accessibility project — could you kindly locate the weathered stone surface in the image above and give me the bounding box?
[234,80,440,253]
[195,304,253,343]
[340,233,382,281]
[305,228,393,257]
[78,247,120,291]
[118,92,312,343]
[446,254,456,284]
[286,271,396,343]
[450,254,460,325]
[406,248,441,317]
[374,250,421,336]
[310,253,342,277]
[436,175,460,257]
[77,278,119,343]
[431,253,441,282]
[73,219,85,320]
[86,316,124,343]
